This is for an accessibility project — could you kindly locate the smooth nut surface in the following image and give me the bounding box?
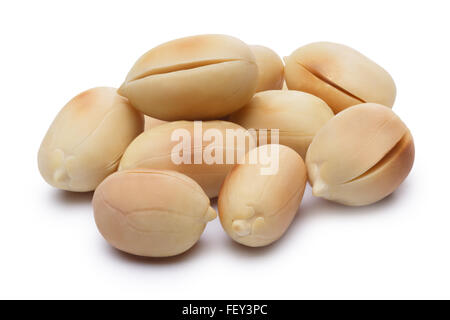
[250,45,284,92]
[93,169,216,257]
[228,90,334,159]
[306,103,414,206]
[38,87,144,192]
[119,34,258,121]
[144,115,167,131]
[285,42,396,113]
[219,145,307,247]
[119,120,256,198]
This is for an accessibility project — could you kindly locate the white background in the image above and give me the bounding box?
[1,0,449,299]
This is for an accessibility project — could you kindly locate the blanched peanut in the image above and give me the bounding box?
[119,120,256,198]
[228,90,334,159]
[118,34,258,121]
[219,145,307,247]
[250,45,284,92]
[306,103,414,206]
[285,42,396,113]
[93,169,216,257]
[38,87,144,192]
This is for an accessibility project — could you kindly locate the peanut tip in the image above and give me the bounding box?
[232,219,252,237]
[205,207,217,222]
[53,167,69,184]
[251,217,265,234]
[312,180,328,197]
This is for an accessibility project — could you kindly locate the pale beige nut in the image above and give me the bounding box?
[93,169,216,257]
[228,90,334,159]
[119,120,256,198]
[306,103,414,206]
[285,42,396,113]
[144,115,167,131]
[219,144,307,247]
[250,45,284,92]
[118,34,258,121]
[38,87,144,192]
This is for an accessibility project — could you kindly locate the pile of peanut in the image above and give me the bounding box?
[38,34,414,257]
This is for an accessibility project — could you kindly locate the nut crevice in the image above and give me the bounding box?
[298,62,365,103]
[343,131,411,184]
[129,58,252,82]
